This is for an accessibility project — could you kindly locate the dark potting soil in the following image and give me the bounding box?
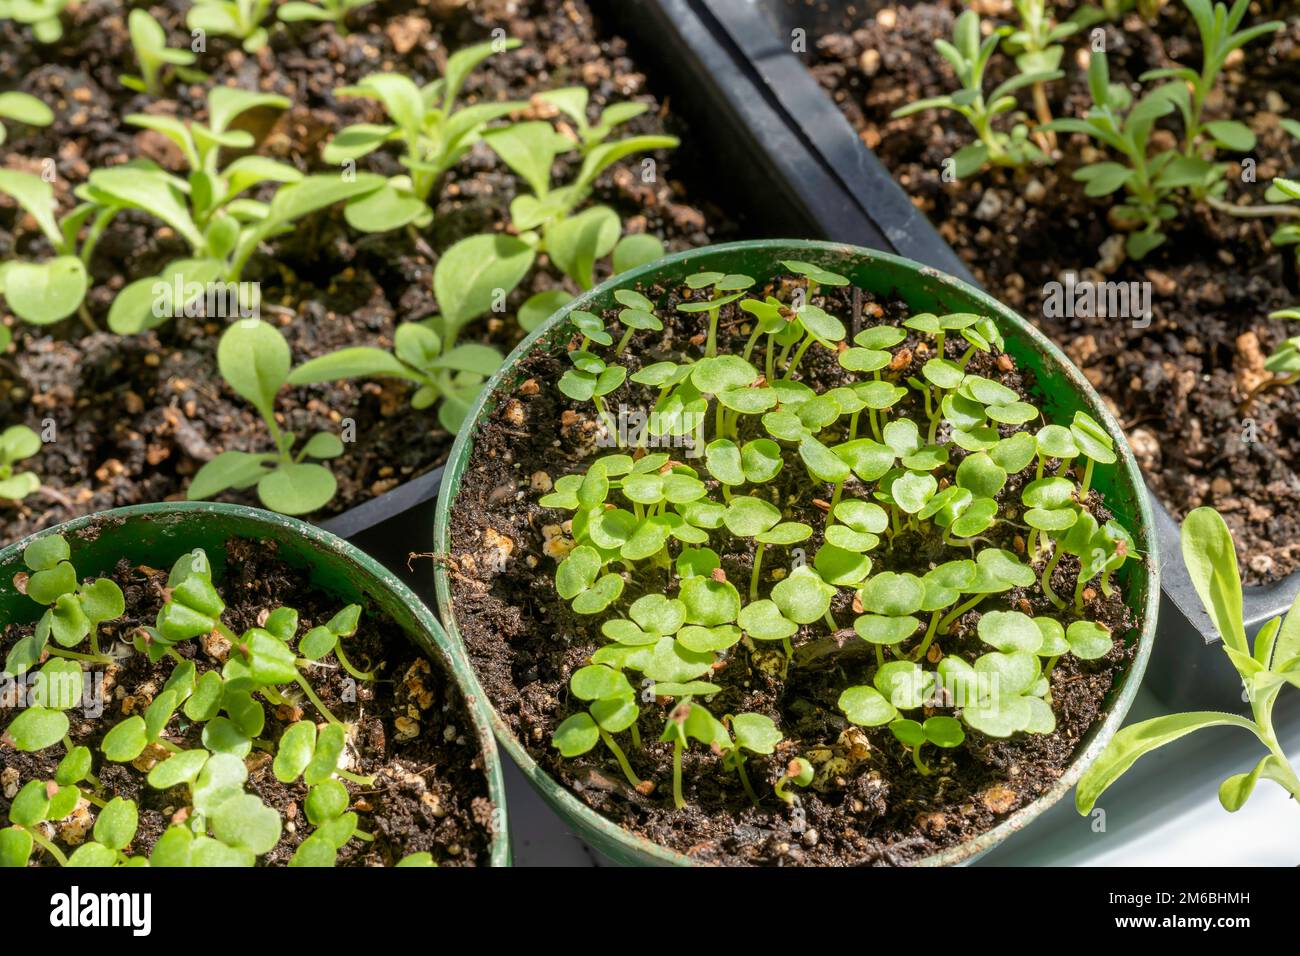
[447,275,1140,866]
[0,0,734,542]
[799,0,1300,584]
[0,533,496,866]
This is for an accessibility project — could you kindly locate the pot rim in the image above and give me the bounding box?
[1,500,511,868]
[434,239,1160,867]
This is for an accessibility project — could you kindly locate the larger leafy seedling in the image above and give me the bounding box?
[188,321,344,515]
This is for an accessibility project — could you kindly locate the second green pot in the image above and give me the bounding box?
[0,501,511,867]
[433,240,1161,866]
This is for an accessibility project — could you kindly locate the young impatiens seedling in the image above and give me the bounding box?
[322,41,522,230]
[889,715,965,775]
[187,0,274,52]
[0,0,68,42]
[774,756,814,805]
[535,263,1137,807]
[187,321,344,515]
[121,9,202,96]
[99,89,387,334]
[278,0,374,34]
[2,533,124,684]
[1077,508,1300,817]
[0,424,41,501]
[0,89,52,145]
[892,10,1059,176]
[0,167,114,328]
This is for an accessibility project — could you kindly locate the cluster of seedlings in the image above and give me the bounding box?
[0,534,435,867]
[0,17,676,515]
[538,260,1139,816]
[904,0,1288,260]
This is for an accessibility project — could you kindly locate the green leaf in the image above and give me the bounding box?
[434,233,535,333]
[2,257,87,325]
[771,565,833,624]
[678,576,740,626]
[4,704,69,751]
[978,610,1043,653]
[738,600,798,641]
[730,713,782,754]
[1075,711,1259,813]
[0,827,33,868]
[1066,620,1113,660]
[217,320,289,420]
[202,716,252,758]
[799,436,851,484]
[547,205,620,290]
[303,724,346,786]
[94,797,139,850]
[210,793,282,855]
[102,715,149,762]
[258,462,337,515]
[1181,507,1248,656]
[1219,755,1288,812]
[553,712,599,757]
[148,748,210,790]
[66,842,117,867]
[723,496,781,537]
[612,233,664,274]
[838,685,898,727]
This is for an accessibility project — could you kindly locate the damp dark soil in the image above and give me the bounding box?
[0,534,496,866]
[447,274,1141,866]
[0,0,733,542]
[798,0,1300,584]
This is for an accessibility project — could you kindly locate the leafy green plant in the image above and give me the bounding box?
[1049,1,1280,259]
[188,320,344,515]
[278,0,373,34]
[891,9,1059,177]
[187,0,274,52]
[0,424,41,501]
[0,168,115,328]
[1,533,124,681]
[322,41,523,232]
[300,88,674,432]
[0,0,68,43]
[94,87,386,334]
[1076,507,1300,816]
[0,537,406,867]
[0,90,52,145]
[121,9,202,97]
[1000,0,1077,134]
[536,264,1140,805]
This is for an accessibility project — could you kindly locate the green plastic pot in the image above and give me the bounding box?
[433,240,1160,867]
[0,501,511,867]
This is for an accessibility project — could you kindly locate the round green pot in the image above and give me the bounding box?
[433,239,1161,867]
[1,501,511,867]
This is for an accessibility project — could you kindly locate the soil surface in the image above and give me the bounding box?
[448,273,1140,866]
[0,0,732,542]
[798,0,1300,583]
[0,534,496,866]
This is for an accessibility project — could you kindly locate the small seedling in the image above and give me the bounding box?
[889,715,965,774]
[121,9,202,96]
[999,0,1077,134]
[322,41,523,231]
[187,320,345,515]
[0,0,68,42]
[278,0,374,35]
[0,424,41,501]
[1,533,124,683]
[0,168,113,328]
[892,10,1059,176]
[774,757,814,805]
[187,0,274,52]
[1077,508,1300,816]
[97,87,387,334]
[1050,1,1280,260]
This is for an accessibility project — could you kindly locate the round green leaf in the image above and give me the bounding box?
[838,685,898,727]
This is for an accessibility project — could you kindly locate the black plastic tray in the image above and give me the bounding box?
[625,0,1300,710]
